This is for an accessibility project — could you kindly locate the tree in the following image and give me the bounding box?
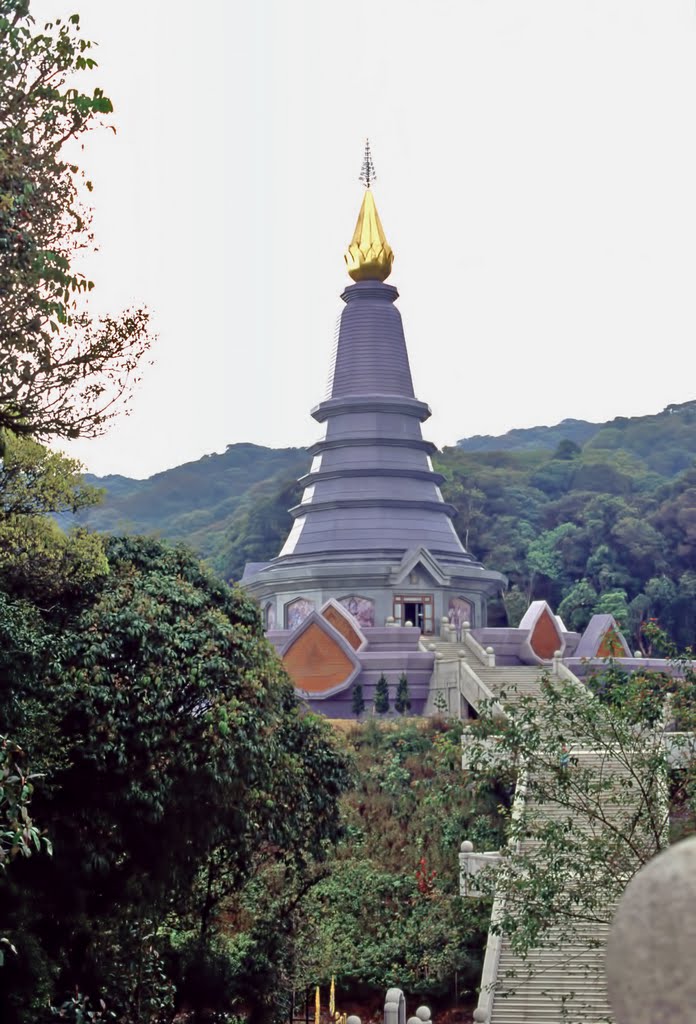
[373,674,390,715]
[552,439,581,461]
[0,738,45,873]
[0,536,352,1022]
[0,429,107,601]
[395,673,411,715]
[0,736,51,975]
[351,683,365,718]
[502,585,528,627]
[525,523,578,600]
[592,587,630,629]
[286,719,499,1006]
[0,3,150,439]
[461,668,696,966]
[557,578,599,633]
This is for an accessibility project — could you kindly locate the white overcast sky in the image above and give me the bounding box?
[32,0,696,478]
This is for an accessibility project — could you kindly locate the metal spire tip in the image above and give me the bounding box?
[359,138,376,189]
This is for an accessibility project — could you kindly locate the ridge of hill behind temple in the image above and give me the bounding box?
[457,400,696,465]
[79,443,307,565]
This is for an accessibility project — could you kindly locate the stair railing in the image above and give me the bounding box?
[458,654,505,720]
[461,622,495,667]
[551,651,589,693]
[467,769,529,1024]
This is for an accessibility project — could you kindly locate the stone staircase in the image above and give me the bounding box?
[455,662,625,1024]
[423,637,468,660]
[424,636,550,717]
[490,926,611,1024]
[473,665,549,708]
[484,749,632,1022]
[427,634,624,1020]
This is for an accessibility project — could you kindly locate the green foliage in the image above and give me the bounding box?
[260,719,501,1006]
[502,585,528,627]
[0,430,108,601]
[0,535,352,1022]
[77,445,307,582]
[433,690,448,714]
[0,2,150,439]
[593,587,629,628]
[462,667,696,958]
[0,737,48,873]
[458,418,601,453]
[553,439,581,460]
[373,674,390,715]
[395,674,411,715]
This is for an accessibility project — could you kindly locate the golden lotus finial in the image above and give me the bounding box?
[344,139,394,282]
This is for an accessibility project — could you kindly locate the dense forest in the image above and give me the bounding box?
[78,400,696,648]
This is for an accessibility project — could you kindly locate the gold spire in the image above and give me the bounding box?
[345,189,394,282]
[344,139,394,282]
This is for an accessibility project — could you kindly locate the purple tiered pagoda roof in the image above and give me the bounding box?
[277,278,475,565]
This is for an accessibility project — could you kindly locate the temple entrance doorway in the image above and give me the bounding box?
[393,594,434,634]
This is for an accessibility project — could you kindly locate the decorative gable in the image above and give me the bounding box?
[281,611,361,699]
[320,598,367,651]
[519,600,565,663]
[575,615,632,659]
[390,547,449,587]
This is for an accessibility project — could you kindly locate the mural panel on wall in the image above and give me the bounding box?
[265,602,276,630]
[339,595,375,628]
[286,598,314,631]
[449,597,473,635]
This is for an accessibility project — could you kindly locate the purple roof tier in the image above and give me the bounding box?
[276,278,476,564]
[326,280,414,398]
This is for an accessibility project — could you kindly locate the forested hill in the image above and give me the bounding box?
[458,417,602,452]
[458,400,696,465]
[78,400,696,646]
[79,443,307,574]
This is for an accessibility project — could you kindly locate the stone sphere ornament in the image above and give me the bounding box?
[346,1017,362,1024]
[415,1009,431,1021]
[607,835,696,1023]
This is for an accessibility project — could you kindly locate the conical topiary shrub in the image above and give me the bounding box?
[395,672,411,715]
[351,683,365,718]
[373,673,390,715]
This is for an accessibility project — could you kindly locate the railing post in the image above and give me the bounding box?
[552,649,563,677]
[458,651,467,718]
[440,616,450,639]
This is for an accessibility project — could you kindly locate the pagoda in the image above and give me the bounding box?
[243,145,504,710]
